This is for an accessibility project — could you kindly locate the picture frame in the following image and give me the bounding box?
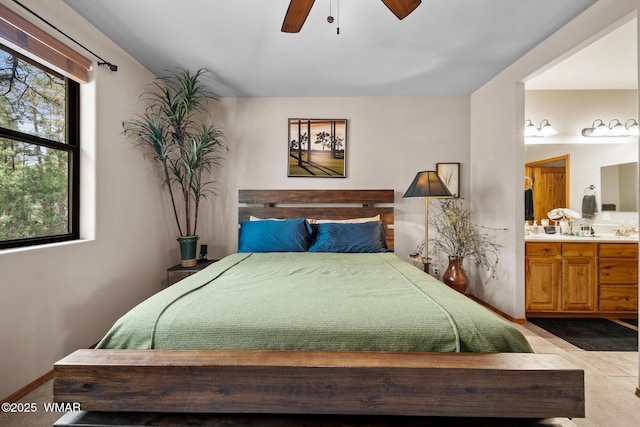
[288,119,347,178]
[436,162,460,198]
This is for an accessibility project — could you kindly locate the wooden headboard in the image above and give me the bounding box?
[239,189,394,250]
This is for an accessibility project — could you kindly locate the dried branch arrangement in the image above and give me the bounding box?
[429,199,502,281]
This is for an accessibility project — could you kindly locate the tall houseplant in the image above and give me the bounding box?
[429,199,501,293]
[123,69,227,266]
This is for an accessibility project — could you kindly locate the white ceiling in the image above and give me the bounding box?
[63,0,601,97]
[527,18,638,90]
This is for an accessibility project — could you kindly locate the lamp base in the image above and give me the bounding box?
[419,257,430,274]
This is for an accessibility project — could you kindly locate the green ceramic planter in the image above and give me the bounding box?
[177,236,199,267]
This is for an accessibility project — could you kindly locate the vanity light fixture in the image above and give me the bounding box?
[582,118,639,137]
[625,119,639,136]
[581,119,608,137]
[524,119,558,137]
[538,119,558,137]
[608,119,626,136]
[524,120,539,137]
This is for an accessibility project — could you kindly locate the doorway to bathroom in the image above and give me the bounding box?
[525,154,569,224]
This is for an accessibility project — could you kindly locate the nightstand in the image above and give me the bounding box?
[166,259,217,286]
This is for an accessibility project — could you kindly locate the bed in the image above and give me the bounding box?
[53,189,584,426]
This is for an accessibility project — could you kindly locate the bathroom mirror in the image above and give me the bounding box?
[600,161,638,212]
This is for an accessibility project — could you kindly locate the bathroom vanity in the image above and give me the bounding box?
[525,235,638,317]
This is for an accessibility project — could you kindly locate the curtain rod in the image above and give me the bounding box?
[12,0,118,71]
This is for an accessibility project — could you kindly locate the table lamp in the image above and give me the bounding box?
[403,170,452,273]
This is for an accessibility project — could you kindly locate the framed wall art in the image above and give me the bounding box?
[288,118,347,178]
[436,162,460,198]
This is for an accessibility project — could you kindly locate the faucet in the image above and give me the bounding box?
[614,225,637,237]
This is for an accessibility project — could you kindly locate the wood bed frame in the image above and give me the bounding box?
[53,189,584,426]
[237,189,395,250]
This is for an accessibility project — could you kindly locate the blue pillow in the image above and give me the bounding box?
[309,221,389,253]
[238,218,311,252]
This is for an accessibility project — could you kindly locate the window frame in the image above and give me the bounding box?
[0,44,80,250]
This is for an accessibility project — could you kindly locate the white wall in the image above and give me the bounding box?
[470,0,639,318]
[203,95,471,261]
[0,1,172,399]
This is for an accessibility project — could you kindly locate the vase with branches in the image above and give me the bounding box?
[123,68,227,266]
[429,199,501,292]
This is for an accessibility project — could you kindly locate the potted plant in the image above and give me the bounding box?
[123,69,227,267]
[429,199,501,293]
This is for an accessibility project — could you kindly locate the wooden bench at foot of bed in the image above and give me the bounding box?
[54,349,584,419]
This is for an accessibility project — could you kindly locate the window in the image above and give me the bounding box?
[0,44,80,249]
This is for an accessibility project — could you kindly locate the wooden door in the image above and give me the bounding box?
[532,167,566,224]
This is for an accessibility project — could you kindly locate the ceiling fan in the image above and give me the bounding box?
[281,0,422,33]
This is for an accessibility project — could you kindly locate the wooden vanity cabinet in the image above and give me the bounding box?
[526,241,637,316]
[599,243,638,312]
[525,243,561,311]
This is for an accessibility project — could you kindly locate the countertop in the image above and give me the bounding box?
[525,233,638,243]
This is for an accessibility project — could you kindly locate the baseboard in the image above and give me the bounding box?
[467,294,527,324]
[1,369,53,403]
[1,343,98,403]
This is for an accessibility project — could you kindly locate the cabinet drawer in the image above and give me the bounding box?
[599,259,638,283]
[562,243,595,257]
[599,285,638,311]
[599,243,638,258]
[526,242,560,256]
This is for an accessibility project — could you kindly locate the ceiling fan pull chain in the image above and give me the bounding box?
[336,0,340,34]
[327,0,339,34]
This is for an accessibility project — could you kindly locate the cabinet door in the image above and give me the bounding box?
[562,257,596,311]
[526,256,560,311]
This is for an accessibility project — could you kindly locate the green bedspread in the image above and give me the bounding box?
[97,252,532,353]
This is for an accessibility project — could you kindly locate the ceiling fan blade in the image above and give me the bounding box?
[281,0,316,33]
[381,0,421,20]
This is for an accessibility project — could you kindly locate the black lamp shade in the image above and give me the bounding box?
[403,171,452,198]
